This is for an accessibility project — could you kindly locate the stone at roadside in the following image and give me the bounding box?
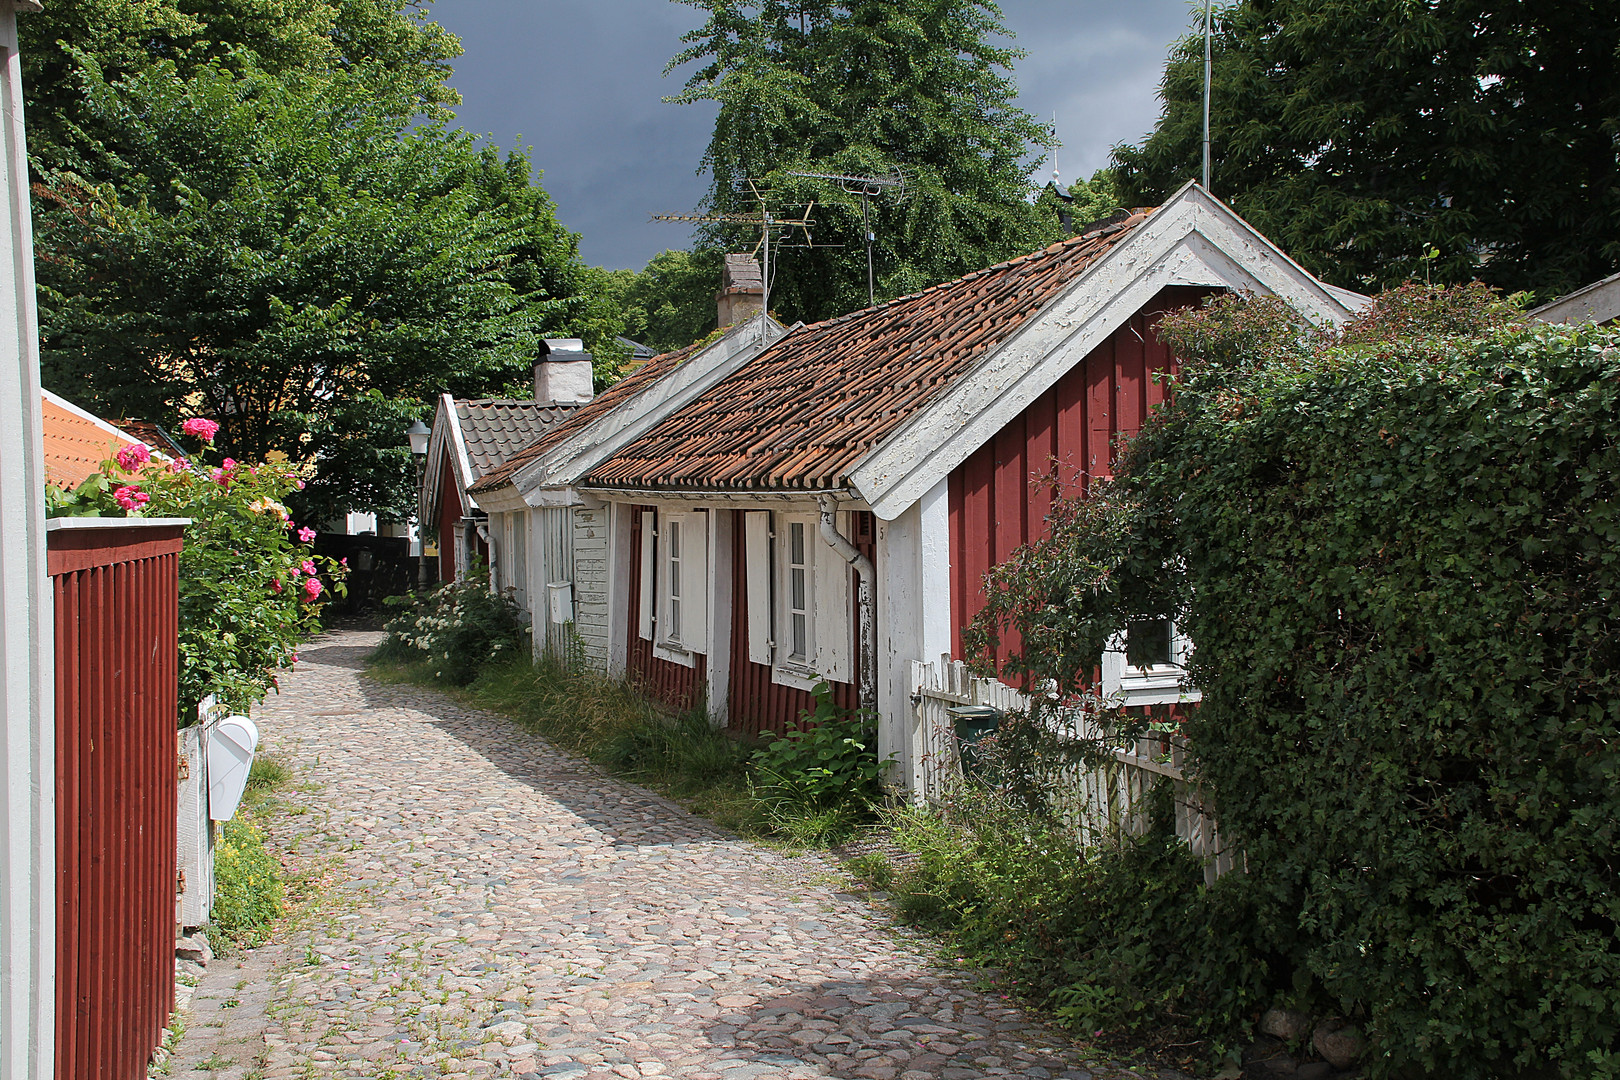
[1312,1021,1365,1070]
[175,929,212,965]
[1258,1008,1311,1043]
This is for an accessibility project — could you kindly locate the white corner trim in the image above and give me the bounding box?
[513,315,786,495]
[851,185,1366,520]
[444,392,474,497]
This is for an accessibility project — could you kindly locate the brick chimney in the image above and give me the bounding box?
[716,253,764,329]
[534,338,594,405]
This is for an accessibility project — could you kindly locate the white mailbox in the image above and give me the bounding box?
[548,580,575,624]
[208,714,259,821]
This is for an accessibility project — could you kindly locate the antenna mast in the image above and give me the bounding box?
[1202,0,1213,191]
[651,179,819,318]
[785,170,905,307]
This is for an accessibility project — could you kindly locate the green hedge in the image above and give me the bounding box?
[970,295,1620,1076]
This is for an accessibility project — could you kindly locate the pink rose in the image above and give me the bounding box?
[180,418,220,443]
[297,526,316,543]
[303,577,323,601]
[339,557,348,567]
[115,443,150,471]
[167,457,190,474]
[300,559,317,577]
[112,485,149,511]
[270,578,283,594]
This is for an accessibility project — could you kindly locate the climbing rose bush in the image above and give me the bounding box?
[47,419,347,723]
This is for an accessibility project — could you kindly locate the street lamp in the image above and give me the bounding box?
[406,419,431,587]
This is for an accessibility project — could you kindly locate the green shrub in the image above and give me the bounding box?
[967,288,1620,1077]
[211,819,284,948]
[750,683,887,843]
[376,572,529,685]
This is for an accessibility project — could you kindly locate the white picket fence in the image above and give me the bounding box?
[909,659,1237,884]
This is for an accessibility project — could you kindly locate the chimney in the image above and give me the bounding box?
[534,338,594,405]
[716,253,764,329]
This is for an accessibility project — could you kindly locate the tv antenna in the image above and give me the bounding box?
[651,179,819,316]
[785,169,906,306]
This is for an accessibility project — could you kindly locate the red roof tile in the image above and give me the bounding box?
[468,338,709,495]
[583,213,1151,493]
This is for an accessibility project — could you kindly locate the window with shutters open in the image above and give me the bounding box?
[649,510,707,666]
[765,512,851,690]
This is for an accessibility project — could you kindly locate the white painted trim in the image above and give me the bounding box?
[743,511,772,666]
[444,391,474,496]
[512,315,787,494]
[637,511,655,642]
[917,478,953,666]
[43,516,190,531]
[851,183,1367,520]
[704,509,732,725]
[1531,271,1620,326]
[1100,624,1202,708]
[39,388,158,455]
[0,6,54,1075]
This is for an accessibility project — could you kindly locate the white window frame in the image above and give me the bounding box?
[1101,619,1200,707]
[651,509,707,667]
[770,512,851,691]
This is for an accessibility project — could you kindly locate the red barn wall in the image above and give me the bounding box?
[948,286,1209,661]
[436,454,462,583]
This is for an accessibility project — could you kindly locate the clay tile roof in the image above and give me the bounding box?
[41,391,149,489]
[455,399,579,480]
[468,338,709,495]
[584,212,1152,493]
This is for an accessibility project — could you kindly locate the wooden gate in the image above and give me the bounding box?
[910,658,1236,883]
[49,518,185,1080]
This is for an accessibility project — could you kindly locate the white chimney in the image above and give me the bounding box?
[535,338,594,405]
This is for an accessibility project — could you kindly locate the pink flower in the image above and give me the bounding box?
[339,557,348,567]
[270,579,283,594]
[297,526,316,543]
[303,577,323,601]
[300,559,317,577]
[114,443,150,471]
[112,485,149,511]
[180,418,219,443]
[167,457,190,474]
[222,458,237,470]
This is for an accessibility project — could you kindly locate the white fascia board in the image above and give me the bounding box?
[512,315,787,497]
[471,482,529,515]
[851,183,1364,521]
[443,391,474,495]
[1531,271,1620,325]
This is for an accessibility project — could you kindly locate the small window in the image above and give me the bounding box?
[788,521,809,663]
[666,518,682,645]
[1126,618,1173,669]
[1101,618,1200,707]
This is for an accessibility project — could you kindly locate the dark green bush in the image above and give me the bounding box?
[969,296,1620,1077]
[750,683,888,843]
[375,573,529,685]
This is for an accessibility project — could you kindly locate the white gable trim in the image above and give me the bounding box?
[512,314,787,495]
[850,183,1368,521]
[1531,271,1620,326]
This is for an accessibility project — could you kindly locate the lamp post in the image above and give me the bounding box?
[406,419,430,588]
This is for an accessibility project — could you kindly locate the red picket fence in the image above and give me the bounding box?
[49,519,184,1080]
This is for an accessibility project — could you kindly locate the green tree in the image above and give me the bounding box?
[1111,1,1620,299]
[34,57,611,523]
[668,0,1062,323]
[607,248,728,353]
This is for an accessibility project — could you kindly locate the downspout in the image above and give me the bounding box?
[817,495,877,718]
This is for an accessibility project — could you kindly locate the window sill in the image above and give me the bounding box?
[1114,665,1200,707]
[652,641,698,668]
[771,663,824,693]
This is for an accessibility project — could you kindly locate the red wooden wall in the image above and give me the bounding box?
[50,522,183,1080]
[625,505,707,711]
[948,286,1209,659]
[726,509,873,737]
[436,454,461,583]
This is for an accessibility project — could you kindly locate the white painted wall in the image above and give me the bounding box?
[571,506,611,665]
[0,5,55,1078]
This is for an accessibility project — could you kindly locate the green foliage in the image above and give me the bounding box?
[1111,1,1620,299]
[885,790,1273,1067]
[969,286,1620,1076]
[604,248,729,353]
[211,819,285,948]
[668,0,1062,323]
[377,574,529,686]
[750,684,888,843]
[27,3,622,523]
[47,432,347,724]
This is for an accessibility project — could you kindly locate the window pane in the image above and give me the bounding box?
[790,522,805,565]
[670,597,680,641]
[790,566,805,610]
[1126,618,1172,668]
[668,520,679,559]
[792,613,807,659]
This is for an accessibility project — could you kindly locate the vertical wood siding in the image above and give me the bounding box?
[625,505,707,710]
[534,507,575,660]
[948,287,1210,660]
[49,524,183,1080]
[725,509,873,736]
[435,456,462,583]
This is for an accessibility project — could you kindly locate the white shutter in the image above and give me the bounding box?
[812,511,853,683]
[637,511,655,640]
[744,512,772,665]
[681,512,709,654]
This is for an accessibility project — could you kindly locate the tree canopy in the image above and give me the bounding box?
[26,0,622,523]
[1112,1,1620,299]
[667,0,1063,324]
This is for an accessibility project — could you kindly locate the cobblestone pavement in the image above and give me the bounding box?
[213,629,1176,1080]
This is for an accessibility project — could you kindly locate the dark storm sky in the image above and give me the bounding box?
[430,1,1201,270]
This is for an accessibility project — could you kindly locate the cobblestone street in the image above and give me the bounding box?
[174,629,1171,1080]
